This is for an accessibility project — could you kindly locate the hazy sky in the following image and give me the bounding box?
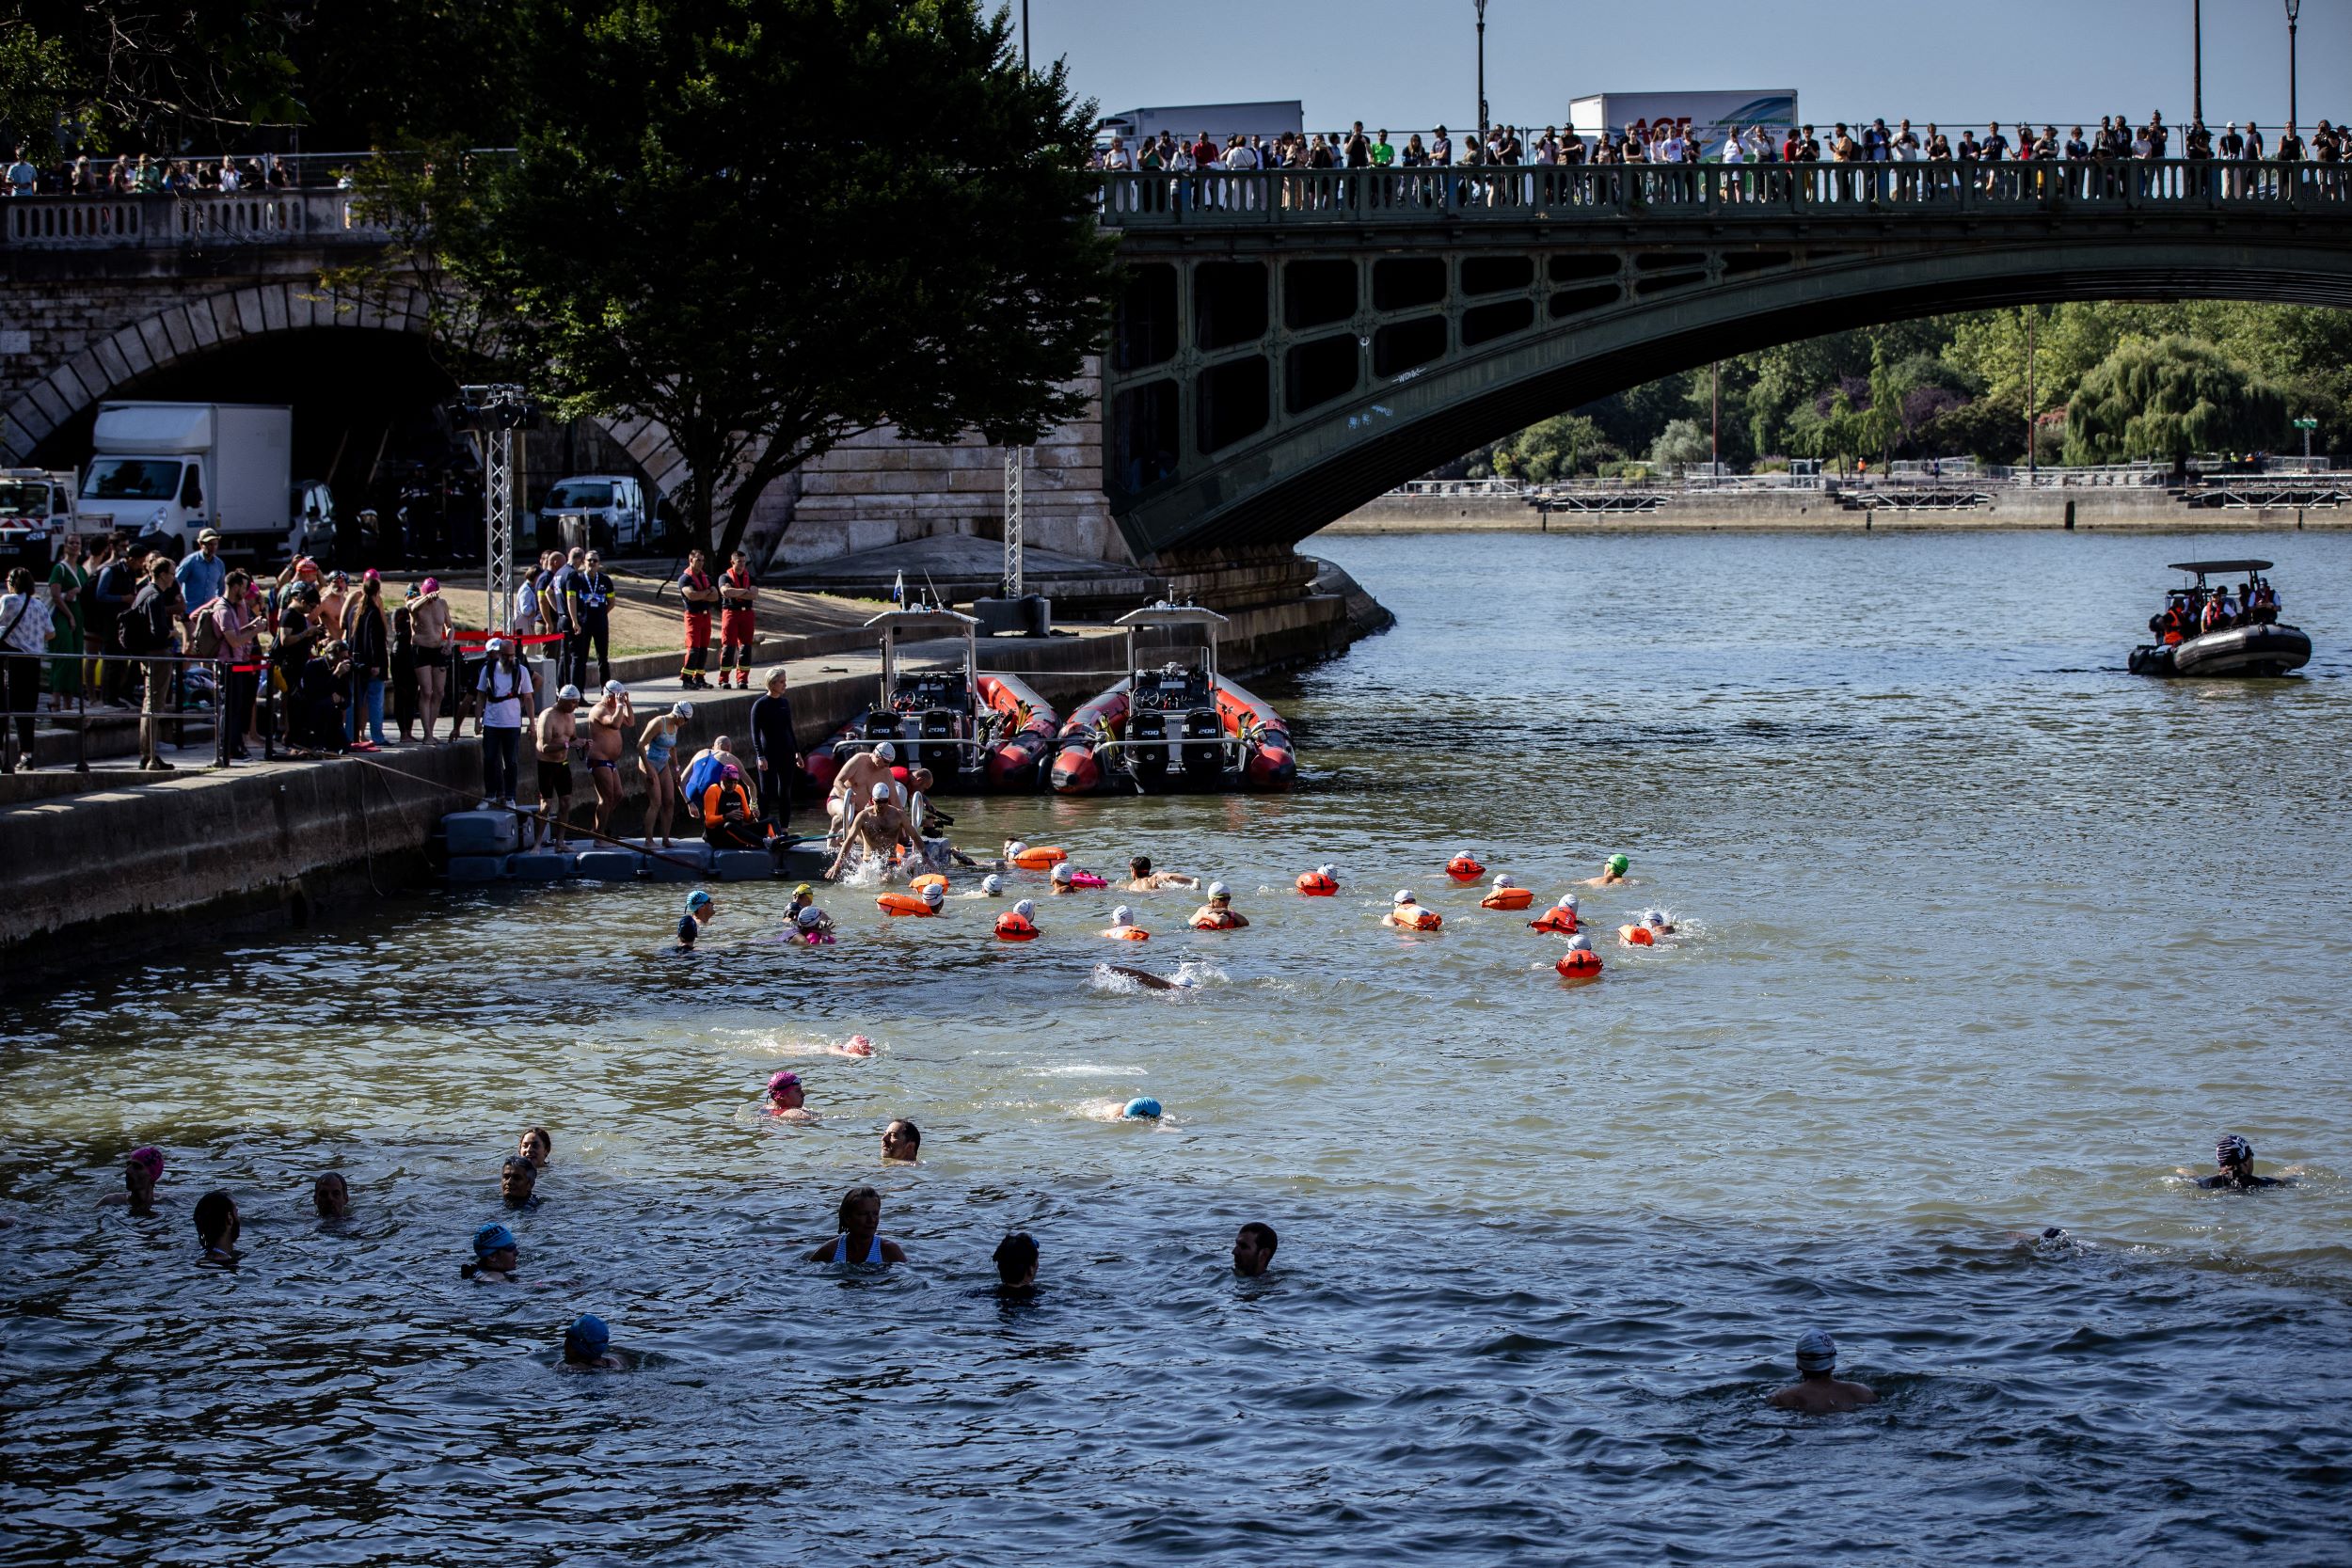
[1023,0,2350,134]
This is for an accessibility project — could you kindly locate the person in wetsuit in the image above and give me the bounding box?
[749,666,797,827]
[2193,1134,2292,1190]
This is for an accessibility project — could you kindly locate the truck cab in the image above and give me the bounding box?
[0,468,79,572]
[541,474,651,554]
[74,402,294,560]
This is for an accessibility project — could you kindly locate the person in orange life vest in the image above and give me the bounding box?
[700,761,766,849]
[717,548,758,690]
[676,548,719,689]
[1101,905,1150,940]
[1189,881,1248,929]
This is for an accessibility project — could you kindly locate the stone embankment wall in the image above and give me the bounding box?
[1326,488,2344,532]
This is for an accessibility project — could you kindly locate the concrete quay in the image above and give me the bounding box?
[1326,487,2346,533]
[0,564,1391,983]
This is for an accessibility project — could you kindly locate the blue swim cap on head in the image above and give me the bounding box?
[1794,1328,1837,1373]
[1123,1097,1163,1119]
[686,890,712,911]
[473,1222,517,1258]
[565,1313,610,1358]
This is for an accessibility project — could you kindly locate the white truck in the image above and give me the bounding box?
[0,467,79,573]
[75,402,294,557]
[1567,89,1800,157]
[1096,101,1305,150]
[540,473,653,554]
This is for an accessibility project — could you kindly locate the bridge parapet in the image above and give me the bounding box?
[2,192,387,250]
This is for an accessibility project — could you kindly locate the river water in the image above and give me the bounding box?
[4,528,2349,1565]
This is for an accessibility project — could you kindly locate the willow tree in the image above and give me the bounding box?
[415,0,1115,562]
[2062,336,2287,470]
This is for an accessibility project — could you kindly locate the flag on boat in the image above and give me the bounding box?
[891,570,906,605]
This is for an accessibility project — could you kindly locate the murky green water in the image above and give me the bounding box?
[4,528,2348,1564]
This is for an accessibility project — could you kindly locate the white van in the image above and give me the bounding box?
[541,474,651,554]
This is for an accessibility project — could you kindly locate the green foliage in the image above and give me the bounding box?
[1647,418,1710,470]
[0,12,76,147]
[1487,414,1618,482]
[2062,335,2288,466]
[6,0,303,150]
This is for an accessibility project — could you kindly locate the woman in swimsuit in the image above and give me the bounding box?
[637,701,691,847]
[808,1185,906,1264]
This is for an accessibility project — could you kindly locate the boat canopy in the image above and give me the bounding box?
[862,608,980,635]
[2166,559,2272,576]
[1114,605,1231,629]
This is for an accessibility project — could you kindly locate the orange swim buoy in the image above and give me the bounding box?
[1445,854,1486,882]
[1529,909,1579,934]
[909,873,949,893]
[1391,908,1442,931]
[1008,846,1067,870]
[1295,870,1338,896]
[878,893,936,917]
[1105,927,1149,942]
[1481,887,1534,911]
[994,911,1039,941]
[1556,949,1603,979]
[1190,910,1240,931]
[1618,924,1654,946]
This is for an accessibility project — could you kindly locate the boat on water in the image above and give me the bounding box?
[804,609,1058,793]
[2127,559,2311,678]
[1049,606,1295,794]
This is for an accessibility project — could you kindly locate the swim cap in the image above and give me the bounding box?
[604,679,627,696]
[1794,1329,1837,1373]
[1492,874,1516,889]
[1392,890,1414,905]
[980,874,1004,895]
[1111,905,1135,926]
[1555,893,1579,911]
[720,762,741,780]
[792,884,814,899]
[361,567,381,583]
[1050,863,1073,882]
[421,577,439,594]
[1645,911,1667,927]
[472,1223,517,1258]
[564,1313,610,1359]
[1607,854,1629,874]
[1564,933,1594,952]
[1123,1097,1164,1119]
[2217,1134,2252,1167]
[870,782,890,801]
[921,881,944,907]
[1315,863,1336,878]
[557,683,582,702]
[874,741,897,762]
[796,906,826,928]
[1455,848,1475,860]
[485,636,507,653]
[1012,898,1036,919]
[1207,880,1230,899]
[1006,840,1028,857]
[685,889,711,911]
[672,701,693,720]
[767,1069,801,1096]
[128,1146,165,1179]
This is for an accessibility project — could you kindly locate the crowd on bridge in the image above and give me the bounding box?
[2,147,337,198]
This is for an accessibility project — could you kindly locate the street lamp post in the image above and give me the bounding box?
[1475,0,1488,160]
[2284,0,2300,129]
[2192,0,2202,126]
[1022,0,1030,72]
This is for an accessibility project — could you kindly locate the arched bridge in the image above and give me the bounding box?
[1097,162,2352,559]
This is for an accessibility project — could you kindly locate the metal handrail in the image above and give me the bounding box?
[1096,158,2351,228]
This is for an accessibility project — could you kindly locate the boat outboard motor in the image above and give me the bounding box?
[863,712,903,743]
[1129,710,1170,781]
[918,708,958,779]
[1181,709,1223,782]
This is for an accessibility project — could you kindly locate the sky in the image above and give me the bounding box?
[1021,0,2351,135]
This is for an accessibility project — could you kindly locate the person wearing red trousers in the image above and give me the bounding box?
[718,548,757,690]
[676,548,717,689]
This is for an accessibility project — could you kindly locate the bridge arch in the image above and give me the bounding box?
[1098,166,2352,558]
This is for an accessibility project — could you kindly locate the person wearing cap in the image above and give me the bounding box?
[410,575,453,743]
[1769,1329,1876,1413]
[749,666,798,828]
[717,547,758,690]
[975,874,1005,898]
[1048,862,1080,895]
[636,700,691,847]
[1101,904,1149,940]
[531,683,584,847]
[1189,882,1248,929]
[788,902,836,944]
[827,741,897,839]
[676,547,718,689]
[175,528,227,616]
[2189,1135,2293,1191]
[700,760,767,850]
[677,889,716,948]
[475,635,535,810]
[464,1222,520,1282]
[98,1146,168,1214]
[1581,853,1632,886]
[560,1313,626,1371]
[765,1069,817,1122]
[583,679,633,839]
[825,778,912,880]
[1384,889,1439,930]
[1124,854,1201,892]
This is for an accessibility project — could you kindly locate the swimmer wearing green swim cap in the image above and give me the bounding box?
[1581,854,1632,887]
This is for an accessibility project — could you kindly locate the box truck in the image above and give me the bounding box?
[1095,101,1306,150]
[1568,89,1799,156]
[75,402,294,557]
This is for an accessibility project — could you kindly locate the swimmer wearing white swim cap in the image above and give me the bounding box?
[825,776,914,882]
[1384,890,1431,929]
[1189,881,1248,930]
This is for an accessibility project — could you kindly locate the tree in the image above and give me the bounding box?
[393,0,1116,562]
[6,0,302,150]
[2063,335,2288,468]
[1647,418,1710,471]
[1488,414,1616,482]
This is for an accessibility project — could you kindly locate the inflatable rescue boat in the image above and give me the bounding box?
[2128,560,2311,678]
[1049,606,1296,794]
[803,608,1058,794]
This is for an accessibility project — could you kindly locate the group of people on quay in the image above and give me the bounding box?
[2151,570,2283,643]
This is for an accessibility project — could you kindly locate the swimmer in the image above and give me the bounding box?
[790,905,837,944]
[826,781,913,880]
[500,1154,541,1211]
[1103,964,1181,991]
[312,1172,351,1220]
[194,1190,239,1266]
[1232,1221,1279,1278]
[2186,1134,2295,1190]
[1642,910,1677,936]
[1101,905,1150,940]
[518,1126,551,1172]
[464,1222,520,1282]
[559,1312,627,1372]
[1768,1329,1877,1413]
[99,1146,167,1213]
[1189,882,1248,929]
[882,1119,920,1163]
[677,889,716,948]
[1296,863,1340,895]
[834,1034,877,1058]
[828,742,898,834]
[766,1069,818,1123]
[976,874,1006,898]
[1529,893,1580,933]
[2013,1225,2080,1257]
[1049,862,1079,895]
[1581,853,1632,887]
[993,1232,1039,1294]
[809,1185,907,1265]
[1384,889,1439,929]
[1125,855,1201,892]
[1121,1097,1164,1120]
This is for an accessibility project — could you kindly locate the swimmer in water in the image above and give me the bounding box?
[99,1146,167,1213]
[1104,964,1181,991]
[809,1185,907,1265]
[1581,853,1632,887]
[790,904,836,944]
[1768,1329,1877,1413]
[465,1222,520,1282]
[1642,910,1677,936]
[1384,889,1436,929]
[1125,855,1201,892]
[967,873,1006,899]
[312,1172,351,1219]
[826,781,912,880]
[1049,862,1079,895]
[1189,882,1248,929]
[766,1069,818,1122]
[2186,1134,2295,1190]
[194,1190,240,1266]
[1232,1221,1279,1278]
[518,1126,551,1172]
[1101,905,1148,940]
[993,1231,1039,1295]
[882,1119,920,1163]
[834,1034,877,1057]
[560,1313,627,1372]
[786,883,816,924]
[500,1154,541,1211]
[677,889,716,948]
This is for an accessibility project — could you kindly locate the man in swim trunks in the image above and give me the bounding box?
[1190,882,1248,928]
[1125,855,1201,892]
[410,576,453,741]
[583,680,632,838]
[1232,1221,1278,1277]
[532,685,583,847]
[882,1119,920,1163]
[808,1185,907,1264]
[2191,1134,2293,1190]
[1768,1329,1877,1413]
[1581,854,1632,886]
[825,781,913,880]
[829,742,898,838]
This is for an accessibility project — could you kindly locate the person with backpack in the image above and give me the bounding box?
[474,636,535,809]
[122,558,184,771]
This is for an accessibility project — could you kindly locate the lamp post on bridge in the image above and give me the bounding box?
[2284,0,2300,130]
[2192,0,2202,127]
[1474,0,1489,161]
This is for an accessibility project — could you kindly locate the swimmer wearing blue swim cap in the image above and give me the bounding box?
[562,1313,625,1370]
[1769,1328,1877,1413]
[1122,1097,1163,1119]
[467,1223,519,1282]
